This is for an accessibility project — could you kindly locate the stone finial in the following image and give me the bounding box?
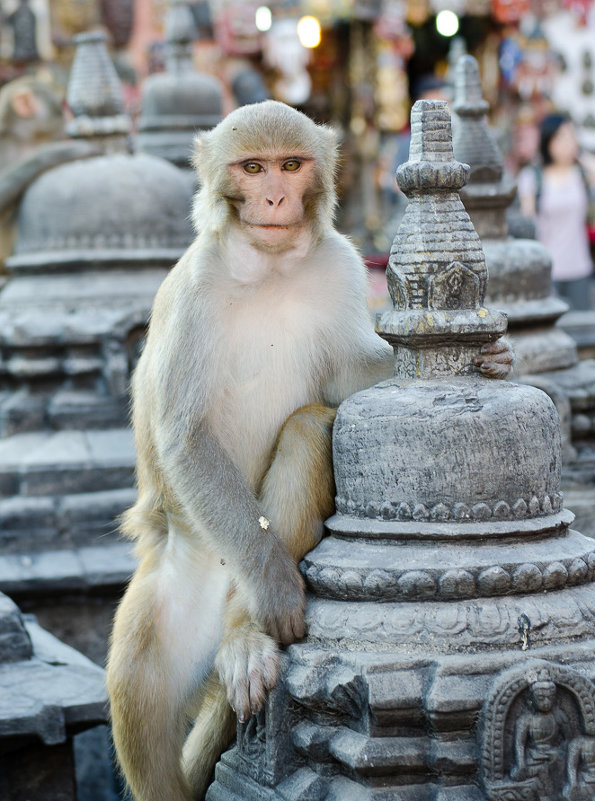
[65,32,130,141]
[164,0,198,74]
[378,99,507,379]
[452,55,516,236]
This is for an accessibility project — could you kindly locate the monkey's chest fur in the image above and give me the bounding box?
[207,270,336,491]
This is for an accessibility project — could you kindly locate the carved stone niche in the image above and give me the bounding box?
[481,660,595,801]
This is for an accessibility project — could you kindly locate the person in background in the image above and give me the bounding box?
[518,113,595,311]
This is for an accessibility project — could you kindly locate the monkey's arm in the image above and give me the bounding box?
[154,413,306,646]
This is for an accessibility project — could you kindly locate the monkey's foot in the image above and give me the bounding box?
[215,626,279,723]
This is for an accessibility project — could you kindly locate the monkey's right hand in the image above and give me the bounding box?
[250,540,306,646]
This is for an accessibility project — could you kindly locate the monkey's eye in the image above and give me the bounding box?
[282,159,302,172]
[243,162,263,174]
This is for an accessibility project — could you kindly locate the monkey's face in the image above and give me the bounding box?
[226,154,317,253]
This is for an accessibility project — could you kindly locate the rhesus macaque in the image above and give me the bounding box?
[106,100,512,801]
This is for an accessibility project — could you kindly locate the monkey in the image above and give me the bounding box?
[106,100,513,801]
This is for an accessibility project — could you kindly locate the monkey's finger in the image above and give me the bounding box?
[233,678,251,724]
[480,339,508,355]
[479,362,510,380]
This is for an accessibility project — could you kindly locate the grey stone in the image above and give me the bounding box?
[0,591,107,801]
[452,56,595,486]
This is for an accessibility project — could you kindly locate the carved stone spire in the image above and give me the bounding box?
[452,55,516,239]
[452,54,577,381]
[65,31,130,147]
[163,0,198,75]
[136,0,223,167]
[378,99,507,379]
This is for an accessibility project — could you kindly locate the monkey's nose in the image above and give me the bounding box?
[266,195,285,207]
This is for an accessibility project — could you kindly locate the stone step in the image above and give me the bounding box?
[0,541,136,598]
[0,487,137,553]
[0,389,128,437]
[0,428,135,498]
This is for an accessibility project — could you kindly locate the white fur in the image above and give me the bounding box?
[154,518,229,692]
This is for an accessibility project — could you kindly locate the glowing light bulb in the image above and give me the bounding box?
[436,9,460,37]
[297,15,321,48]
[255,6,272,32]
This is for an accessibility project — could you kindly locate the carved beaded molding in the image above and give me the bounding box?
[335,492,563,523]
[303,550,595,602]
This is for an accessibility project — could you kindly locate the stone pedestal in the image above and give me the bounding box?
[206,100,595,801]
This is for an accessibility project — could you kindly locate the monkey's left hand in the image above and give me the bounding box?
[475,337,514,380]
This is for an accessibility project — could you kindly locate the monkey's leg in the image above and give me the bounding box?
[260,403,337,561]
[182,672,236,800]
[215,404,337,722]
[107,531,229,801]
[184,404,337,794]
[184,590,278,796]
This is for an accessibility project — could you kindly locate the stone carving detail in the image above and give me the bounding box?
[307,593,595,647]
[429,261,480,310]
[237,710,267,777]
[335,493,563,522]
[304,551,595,602]
[482,661,595,801]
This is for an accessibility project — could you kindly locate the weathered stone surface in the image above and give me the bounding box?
[0,594,108,801]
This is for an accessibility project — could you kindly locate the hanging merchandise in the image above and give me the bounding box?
[499,28,523,86]
[514,20,558,100]
[374,1,413,131]
[406,0,431,26]
[264,19,312,105]
[564,0,591,27]
[543,7,595,149]
[492,0,530,24]
[214,1,262,56]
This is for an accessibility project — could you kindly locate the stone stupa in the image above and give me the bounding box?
[136,0,223,171]
[452,54,595,530]
[0,31,193,659]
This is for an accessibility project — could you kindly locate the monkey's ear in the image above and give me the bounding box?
[192,131,208,178]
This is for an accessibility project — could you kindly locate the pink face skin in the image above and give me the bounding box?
[228,155,316,253]
[548,121,579,167]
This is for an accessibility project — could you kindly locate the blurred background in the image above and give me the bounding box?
[0,0,594,257]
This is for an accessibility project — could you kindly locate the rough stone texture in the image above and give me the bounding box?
[206,100,595,801]
[0,33,181,608]
[0,592,107,801]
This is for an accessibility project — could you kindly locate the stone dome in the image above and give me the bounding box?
[331,378,567,537]
[7,151,194,272]
[137,71,223,167]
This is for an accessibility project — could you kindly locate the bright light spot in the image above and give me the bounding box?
[297,15,321,48]
[436,9,459,37]
[255,6,272,32]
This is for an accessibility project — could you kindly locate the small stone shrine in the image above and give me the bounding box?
[452,55,595,527]
[207,100,595,801]
[0,32,193,658]
[0,590,107,800]
[136,0,223,171]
